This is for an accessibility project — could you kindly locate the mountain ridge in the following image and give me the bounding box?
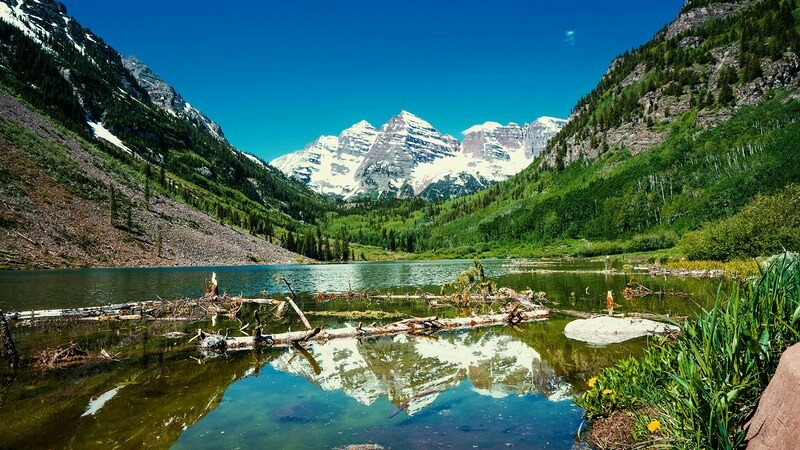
[541,0,800,169]
[271,111,566,201]
[122,55,225,140]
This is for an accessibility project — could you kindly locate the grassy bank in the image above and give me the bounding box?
[576,253,800,448]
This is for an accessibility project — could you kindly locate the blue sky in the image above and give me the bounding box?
[62,0,684,161]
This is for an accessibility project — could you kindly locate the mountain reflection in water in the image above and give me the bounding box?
[0,318,641,449]
[174,324,600,449]
[270,330,572,415]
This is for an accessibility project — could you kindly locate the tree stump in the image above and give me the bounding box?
[0,311,19,371]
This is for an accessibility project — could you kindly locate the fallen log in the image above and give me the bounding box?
[78,314,151,321]
[277,276,314,330]
[197,308,550,352]
[11,302,156,321]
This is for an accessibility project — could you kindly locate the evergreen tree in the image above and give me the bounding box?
[742,53,763,82]
[324,239,333,261]
[264,217,273,240]
[109,184,117,225]
[718,83,735,105]
[342,237,350,262]
[126,204,133,231]
[316,226,324,258]
[156,227,162,257]
[333,239,342,261]
[339,228,350,261]
[144,164,151,210]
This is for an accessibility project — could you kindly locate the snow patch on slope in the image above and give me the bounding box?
[242,152,266,167]
[88,121,133,155]
[0,1,49,43]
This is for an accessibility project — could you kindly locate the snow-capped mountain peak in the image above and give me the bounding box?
[346,120,375,133]
[272,112,566,201]
[532,116,569,134]
[462,121,504,135]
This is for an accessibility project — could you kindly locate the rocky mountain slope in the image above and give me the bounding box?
[271,112,566,201]
[0,91,302,269]
[0,0,326,267]
[122,55,225,140]
[542,0,800,168]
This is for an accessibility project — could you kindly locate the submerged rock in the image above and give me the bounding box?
[564,316,678,345]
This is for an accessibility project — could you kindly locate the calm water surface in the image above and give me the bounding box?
[0,260,725,449]
[0,259,720,314]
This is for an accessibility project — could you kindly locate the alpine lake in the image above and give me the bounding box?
[0,259,726,449]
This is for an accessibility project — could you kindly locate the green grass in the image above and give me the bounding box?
[576,252,800,449]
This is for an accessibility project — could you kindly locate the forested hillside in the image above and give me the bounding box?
[322,0,800,261]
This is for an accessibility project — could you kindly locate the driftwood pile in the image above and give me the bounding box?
[195,284,550,353]
[4,272,553,360]
[622,276,692,298]
[34,342,88,368]
[196,309,550,352]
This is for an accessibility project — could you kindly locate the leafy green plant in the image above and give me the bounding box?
[577,253,800,449]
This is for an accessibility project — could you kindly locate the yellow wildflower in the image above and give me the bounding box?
[588,377,597,387]
[647,420,661,432]
[603,389,613,395]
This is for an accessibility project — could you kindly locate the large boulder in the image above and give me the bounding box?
[563,316,678,345]
[746,343,800,449]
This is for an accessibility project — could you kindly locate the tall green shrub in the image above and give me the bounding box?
[682,185,800,260]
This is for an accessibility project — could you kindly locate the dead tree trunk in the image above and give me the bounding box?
[205,272,219,298]
[286,298,312,330]
[0,310,19,371]
[278,276,313,330]
[198,309,549,352]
